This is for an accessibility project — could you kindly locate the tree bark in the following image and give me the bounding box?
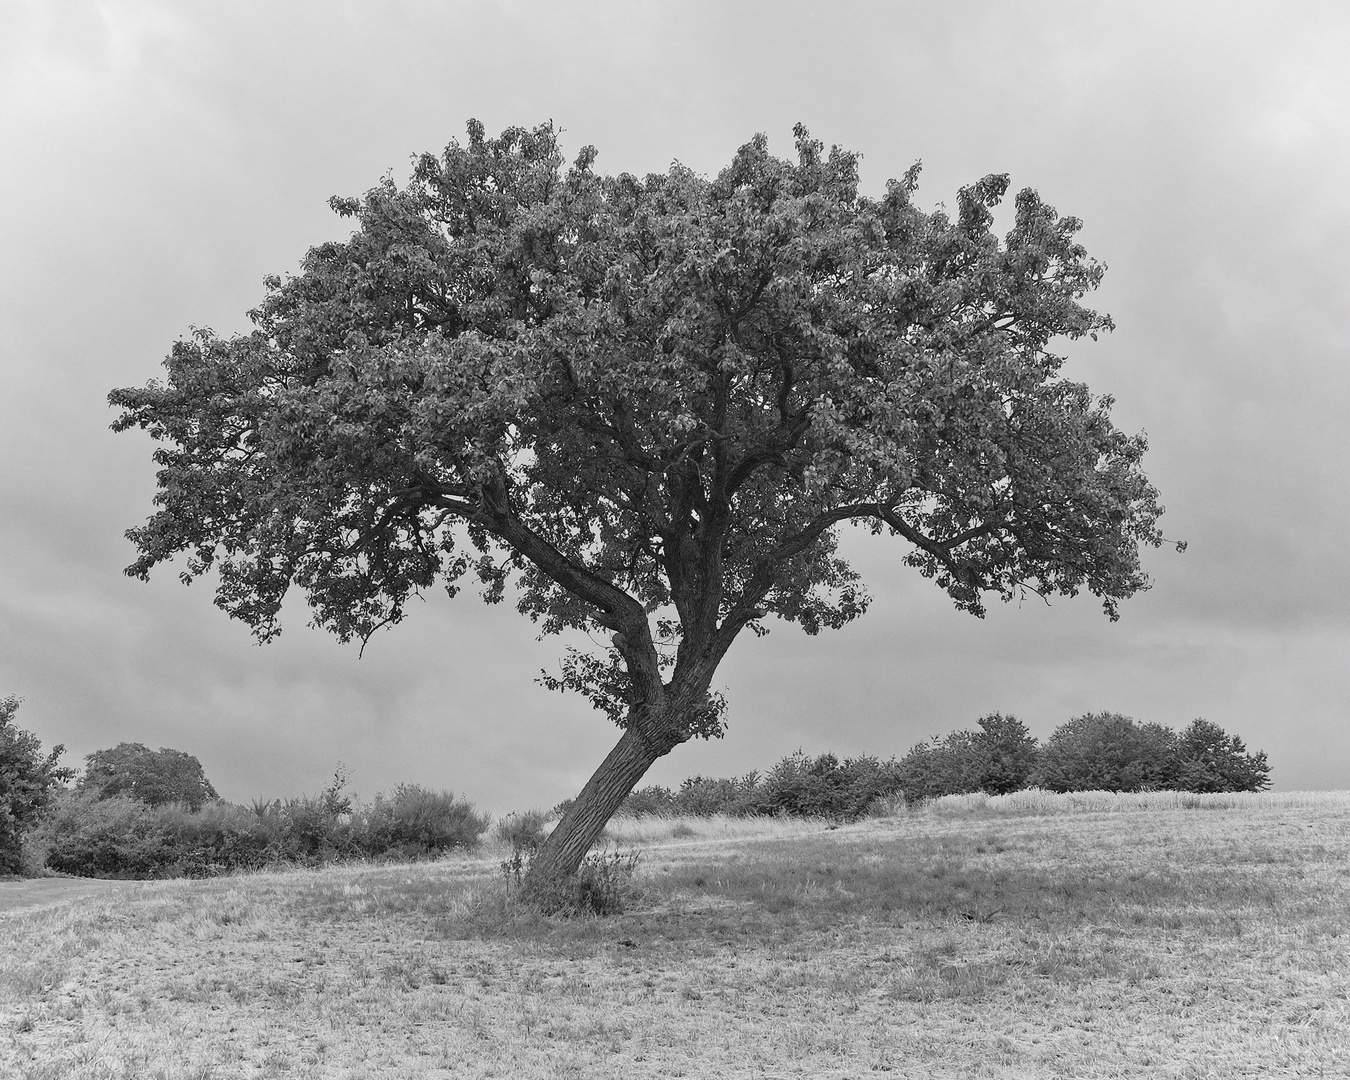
[525,722,679,888]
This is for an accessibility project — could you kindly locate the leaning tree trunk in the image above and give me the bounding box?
[525,719,684,890]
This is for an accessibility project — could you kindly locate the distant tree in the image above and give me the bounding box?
[970,713,1040,794]
[896,730,983,802]
[1170,718,1271,793]
[80,743,220,811]
[894,713,1038,802]
[1031,712,1176,792]
[0,696,75,873]
[109,120,1169,887]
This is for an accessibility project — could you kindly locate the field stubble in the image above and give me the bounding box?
[1,791,1347,1079]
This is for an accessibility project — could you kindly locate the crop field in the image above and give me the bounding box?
[2,790,1348,1079]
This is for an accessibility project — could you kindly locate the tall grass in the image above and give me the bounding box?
[913,787,1350,817]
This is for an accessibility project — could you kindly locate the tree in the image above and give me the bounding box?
[0,696,75,873]
[894,713,1039,802]
[1170,718,1271,793]
[80,743,220,811]
[110,121,1168,887]
[1031,712,1177,792]
[896,730,983,802]
[970,713,1040,795]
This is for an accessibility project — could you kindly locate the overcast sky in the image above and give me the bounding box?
[2,1,1347,813]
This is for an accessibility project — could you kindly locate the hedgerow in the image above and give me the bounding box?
[615,713,1270,818]
[28,769,488,879]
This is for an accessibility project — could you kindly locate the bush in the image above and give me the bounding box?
[505,849,641,916]
[0,696,74,874]
[618,754,905,820]
[495,809,549,851]
[363,784,489,860]
[1031,712,1177,792]
[38,791,172,878]
[617,785,677,816]
[754,752,904,819]
[80,743,219,811]
[676,774,762,816]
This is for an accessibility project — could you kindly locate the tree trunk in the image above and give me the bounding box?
[525,724,673,889]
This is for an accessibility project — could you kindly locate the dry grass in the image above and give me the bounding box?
[2,791,1348,1078]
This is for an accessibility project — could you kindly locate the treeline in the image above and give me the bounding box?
[615,713,1272,820]
[3,695,1274,878]
[1,705,488,878]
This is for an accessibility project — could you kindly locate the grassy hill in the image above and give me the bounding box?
[2,790,1348,1078]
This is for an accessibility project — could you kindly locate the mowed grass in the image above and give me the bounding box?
[2,792,1348,1079]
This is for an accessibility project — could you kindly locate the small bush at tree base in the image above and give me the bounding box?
[505,849,642,916]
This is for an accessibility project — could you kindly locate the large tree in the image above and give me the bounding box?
[110,122,1168,884]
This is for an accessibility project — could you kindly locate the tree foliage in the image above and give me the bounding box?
[1030,712,1178,793]
[1171,718,1271,793]
[895,712,1040,801]
[80,743,220,812]
[110,121,1167,880]
[0,695,74,874]
[970,713,1041,794]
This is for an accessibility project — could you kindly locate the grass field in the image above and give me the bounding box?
[2,790,1348,1078]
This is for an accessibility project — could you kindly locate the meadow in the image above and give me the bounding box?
[2,790,1348,1079]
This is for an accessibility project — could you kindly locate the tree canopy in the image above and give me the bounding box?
[110,121,1168,881]
[79,743,220,812]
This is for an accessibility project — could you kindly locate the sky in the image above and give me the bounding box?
[1,0,1347,814]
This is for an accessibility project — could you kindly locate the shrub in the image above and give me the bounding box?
[0,696,74,874]
[506,849,641,916]
[1031,712,1177,792]
[152,800,277,876]
[1170,719,1271,793]
[495,809,549,851]
[675,774,761,816]
[617,785,677,816]
[38,791,172,878]
[80,743,219,811]
[363,784,489,859]
[756,752,904,819]
[275,794,360,863]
